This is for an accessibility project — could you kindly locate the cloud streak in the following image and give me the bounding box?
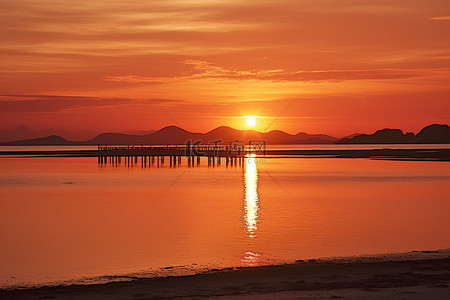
[0,95,181,112]
[430,16,450,20]
[106,60,444,84]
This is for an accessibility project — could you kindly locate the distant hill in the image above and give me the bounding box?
[1,135,72,145]
[3,124,448,146]
[337,124,450,144]
[87,125,338,145]
[416,124,450,143]
[0,125,98,142]
[0,126,338,145]
[121,129,157,136]
[0,125,35,142]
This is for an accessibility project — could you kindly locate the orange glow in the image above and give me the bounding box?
[0,0,449,135]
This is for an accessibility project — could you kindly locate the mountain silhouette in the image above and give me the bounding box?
[294,132,337,144]
[0,126,337,145]
[416,124,450,143]
[88,133,142,145]
[149,126,203,144]
[2,124,448,146]
[88,126,337,145]
[0,125,35,142]
[0,125,98,142]
[1,135,71,145]
[337,124,450,144]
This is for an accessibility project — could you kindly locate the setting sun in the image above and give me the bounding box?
[246,116,256,127]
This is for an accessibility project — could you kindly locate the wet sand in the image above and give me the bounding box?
[2,250,449,299]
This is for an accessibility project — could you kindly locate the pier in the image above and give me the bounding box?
[96,145,247,167]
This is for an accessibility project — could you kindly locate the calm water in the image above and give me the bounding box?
[0,155,449,288]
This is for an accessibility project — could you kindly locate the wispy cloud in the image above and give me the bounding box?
[430,16,450,20]
[0,0,258,59]
[0,95,181,112]
[106,60,441,84]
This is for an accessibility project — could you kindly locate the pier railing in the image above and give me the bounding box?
[97,145,249,166]
[97,145,247,157]
[97,145,243,152]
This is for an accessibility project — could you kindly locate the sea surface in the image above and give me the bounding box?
[0,149,449,288]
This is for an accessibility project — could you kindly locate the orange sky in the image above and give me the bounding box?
[0,0,449,136]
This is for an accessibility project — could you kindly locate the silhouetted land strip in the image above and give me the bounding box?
[1,124,449,145]
[338,124,450,144]
[0,148,449,161]
[1,250,449,299]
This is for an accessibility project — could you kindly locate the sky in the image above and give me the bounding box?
[0,0,449,136]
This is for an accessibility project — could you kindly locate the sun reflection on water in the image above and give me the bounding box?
[241,154,261,265]
[244,155,259,237]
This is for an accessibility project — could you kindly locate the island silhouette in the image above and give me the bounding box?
[0,124,448,146]
[337,124,450,144]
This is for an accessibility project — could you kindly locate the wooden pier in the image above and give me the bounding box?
[96,145,248,166]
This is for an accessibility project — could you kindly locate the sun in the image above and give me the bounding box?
[246,116,256,127]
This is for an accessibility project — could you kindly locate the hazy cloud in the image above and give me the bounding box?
[0,95,180,112]
[430,16,450,20]
[106,60,440,83]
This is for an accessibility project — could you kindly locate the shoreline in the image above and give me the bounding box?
[0,148,449,161]
[2,249,449,299]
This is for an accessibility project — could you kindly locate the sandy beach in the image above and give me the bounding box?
[1,250,449,299]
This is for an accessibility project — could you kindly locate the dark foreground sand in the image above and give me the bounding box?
[1,250,449,299]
